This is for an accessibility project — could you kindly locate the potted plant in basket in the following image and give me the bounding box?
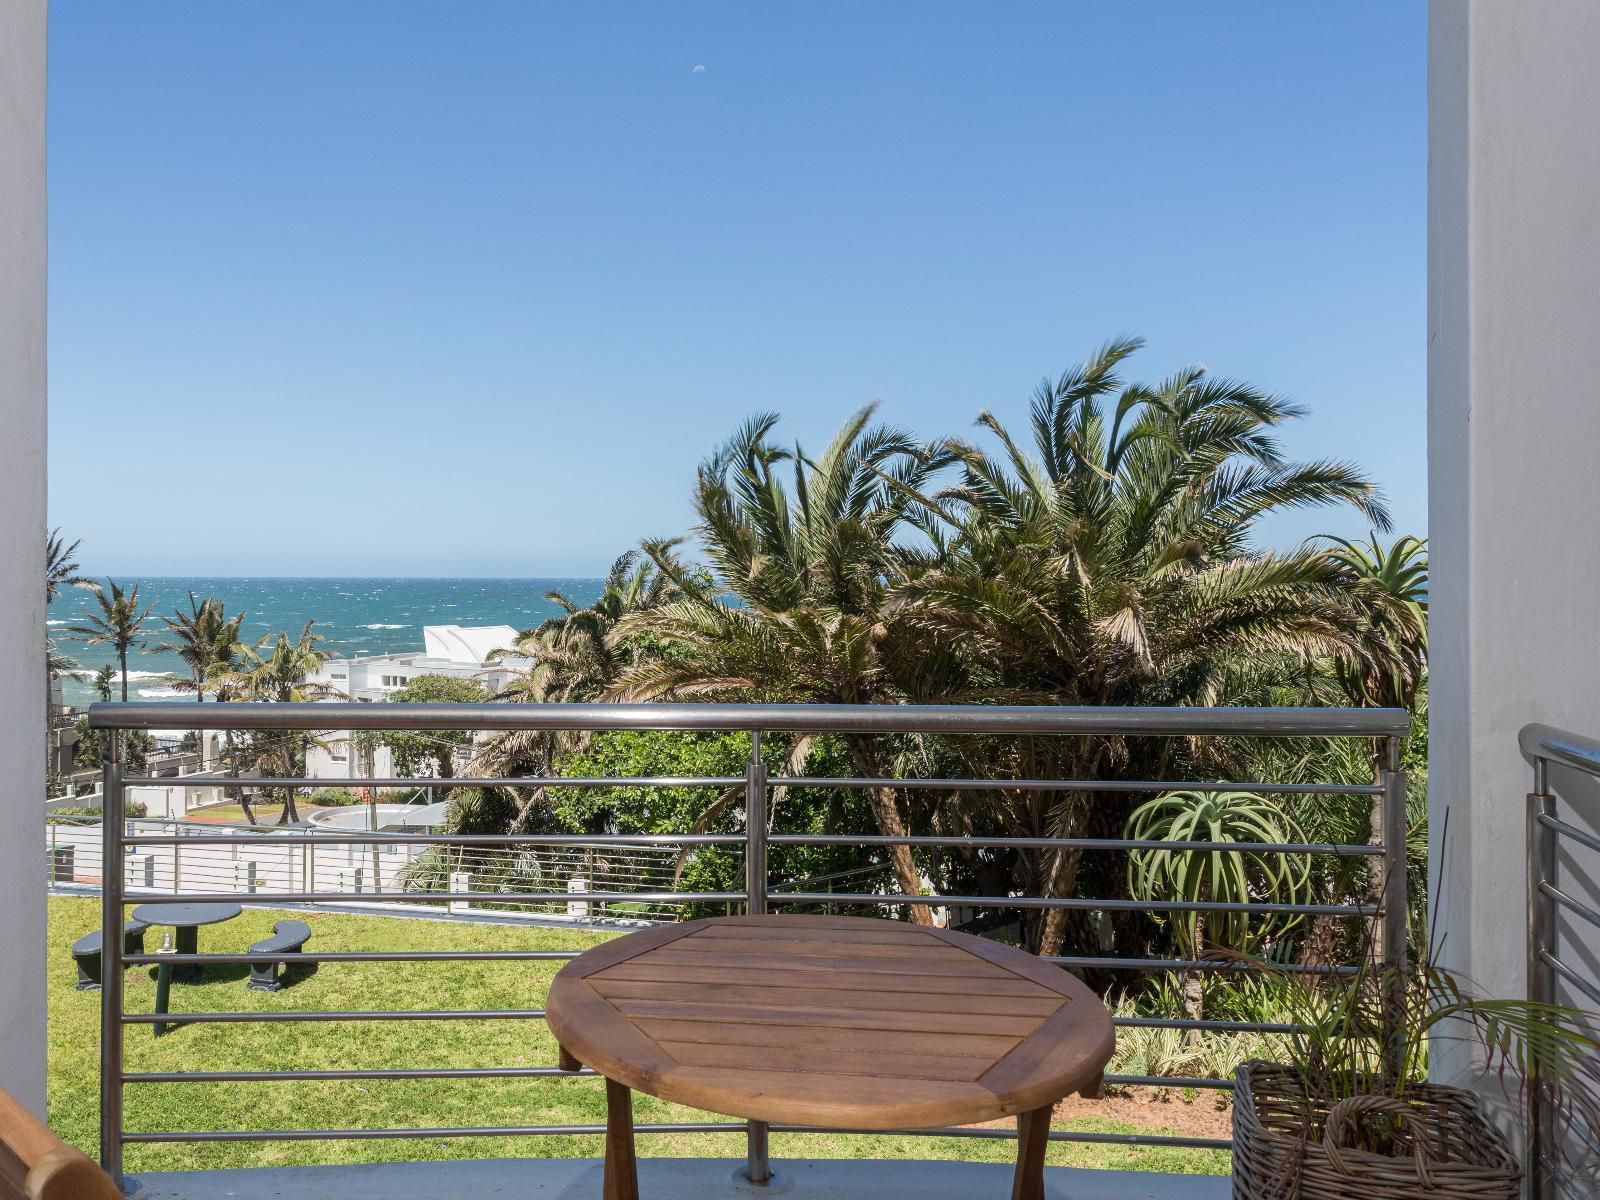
[1230,926,1600,1199]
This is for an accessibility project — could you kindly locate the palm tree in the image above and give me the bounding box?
[44,529,94,750]
[66,579,156,702]
[502,550,680,703]
[1318,533,1428,712]
[472,551,682,831]
[892,337,1391,954]
[221,622,338,825]
[613,407,957,922]
[149,593,246,703]
[45,528,89,604]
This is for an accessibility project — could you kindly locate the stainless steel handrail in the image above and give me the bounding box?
[1523,721,1600,1200]
[90,699,1410,736]
[91,701,1409,1186]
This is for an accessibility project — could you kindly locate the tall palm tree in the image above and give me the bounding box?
[149,593,247,703]
[46,529,90,604]
[66,579,156,702]
[472,551,682,831]
[892,337,1392,954]
[222,622,338,825]
[613,407,957,922]
[1317,533,1428,712]
[44,529,94,745]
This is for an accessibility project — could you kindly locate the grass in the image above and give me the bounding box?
[47,896,1227,1177]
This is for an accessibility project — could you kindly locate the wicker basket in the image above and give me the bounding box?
[1232,1061,1520,1200]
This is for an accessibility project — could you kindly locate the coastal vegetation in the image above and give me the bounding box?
[46,336,1432,1016]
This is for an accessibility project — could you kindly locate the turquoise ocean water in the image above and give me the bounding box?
[47,577,603,708]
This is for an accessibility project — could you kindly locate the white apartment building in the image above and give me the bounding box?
[303,624,529,781]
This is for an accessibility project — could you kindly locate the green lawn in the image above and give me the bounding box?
[47,897,1225,1176]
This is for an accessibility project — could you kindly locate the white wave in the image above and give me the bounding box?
[362,623,409,630]
[137,687,187,699]
[47,619,67,626]
[66,669,174,681]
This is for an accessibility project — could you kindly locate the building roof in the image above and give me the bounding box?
[422,624,519,666]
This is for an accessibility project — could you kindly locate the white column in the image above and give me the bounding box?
[0,0,49,1116]
[1428,0,1600,1084]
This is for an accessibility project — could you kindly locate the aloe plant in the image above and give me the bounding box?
[1126,789,1312,1021]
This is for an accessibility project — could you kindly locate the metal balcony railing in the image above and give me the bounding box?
[1523,723,1600,1200]
[87,701,1411,1187]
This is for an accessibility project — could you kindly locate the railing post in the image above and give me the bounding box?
[1526,759,1556,1200]
[1377,735,1409,1079]
[743,730,771,1186]
[99,731,124,1183]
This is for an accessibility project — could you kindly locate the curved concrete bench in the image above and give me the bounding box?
[69,920,150,991]
[246,919,313,992]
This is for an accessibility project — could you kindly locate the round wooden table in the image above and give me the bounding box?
[546,914,1115,1200]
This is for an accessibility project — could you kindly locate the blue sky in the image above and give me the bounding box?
[48,2,1425,577]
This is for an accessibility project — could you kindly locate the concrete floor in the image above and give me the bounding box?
[124,1157,1228,1200]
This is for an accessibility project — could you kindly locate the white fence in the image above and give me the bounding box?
[44,816,693,924]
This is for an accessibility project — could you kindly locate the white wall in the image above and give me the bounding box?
[1428,0,1600,1085]
[0,0,48,1116]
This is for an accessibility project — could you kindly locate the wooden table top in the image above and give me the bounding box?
[545,914,1115,1130]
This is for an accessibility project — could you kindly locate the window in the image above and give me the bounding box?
[382,675,408,688]
[329,742,348,763]
[331,672,347,680]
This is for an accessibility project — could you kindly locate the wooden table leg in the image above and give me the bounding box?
[602,1078,639,1200]
[558,1043,581,1072]
[1011,1104,1052,1200]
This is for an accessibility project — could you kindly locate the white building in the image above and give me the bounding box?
[303,624,529,781]
[308,624,526,703]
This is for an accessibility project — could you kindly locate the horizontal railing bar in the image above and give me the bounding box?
[119,1122,1229,1151]
[777,776,1384,796]
[769,833,1382,855]
[123,950,584,965]
[121,890,744,904]
[121,1122,744,1143]
[125,1067,595,1083]
[769,892,1373,916]
[124,833,744,847]
[122,775,745,789]
[1543,951,1600,1010]
[1540,882,1600,931]
[1521,723,1600,778]
[1104,1074,1233,1090]
[1539,813,1600,856]
[121,1009,546,1025]
[90,700,1411,738]
[1045,955,1359,976]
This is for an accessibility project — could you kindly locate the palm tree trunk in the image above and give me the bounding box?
[119,646,128,702]
[845,735,933,925]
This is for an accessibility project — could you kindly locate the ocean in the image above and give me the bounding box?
[47,577,603,708]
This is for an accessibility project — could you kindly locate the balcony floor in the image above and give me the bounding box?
[123,1156,1228,1200]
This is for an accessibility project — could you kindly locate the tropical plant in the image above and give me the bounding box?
[613,407,958,921]
[1318,533,1428,712]
[1125,789,1312,1021]
[219,622,338,824]
[66,579,156,702]
[887,337,1390,954]
[45,528,89,604]
[472,551,684,831]
[148,592,246,703]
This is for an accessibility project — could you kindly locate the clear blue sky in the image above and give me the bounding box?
[48,1,1425,577]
